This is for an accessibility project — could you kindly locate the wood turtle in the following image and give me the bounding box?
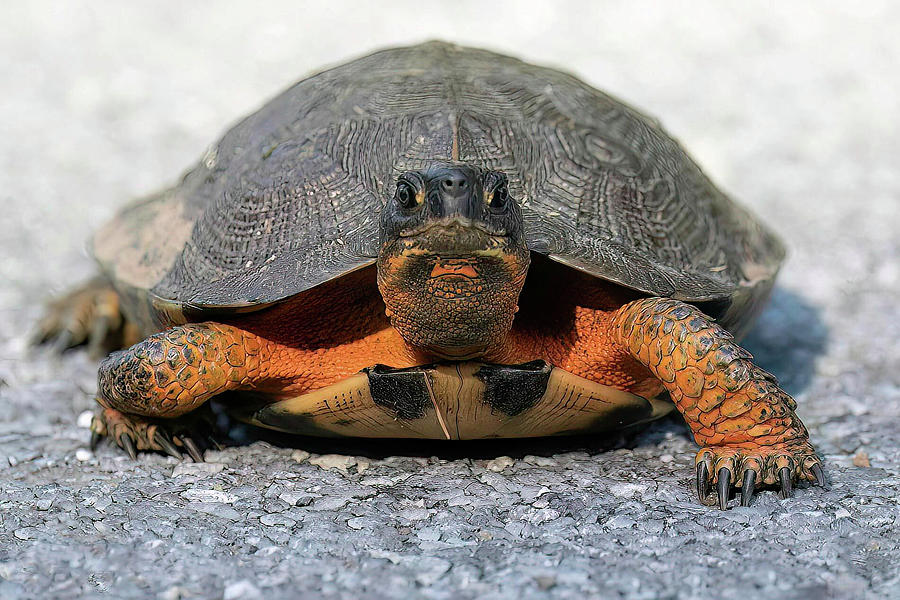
[37,41,824,508]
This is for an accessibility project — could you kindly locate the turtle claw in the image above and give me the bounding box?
[120,433,138,460]
[741,470,756,507]
[87,314,113,359]
[90,430,102,451]
[780,467,793,499]
[90,406,222,461]
[696,462,710,503]
[811,463,826,488]
[180,436,205,463]
[695,441,822,509]
[51,329,75,354]
[716,467,731,510]
[154,430,182,459]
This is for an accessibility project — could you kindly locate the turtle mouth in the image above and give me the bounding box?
[394,218,510,258]
[430,258,480,280]
[399,216,507,239]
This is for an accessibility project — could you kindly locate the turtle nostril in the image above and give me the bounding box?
[441,176,468,191]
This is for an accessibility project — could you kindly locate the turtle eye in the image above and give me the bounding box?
[489,184,509,209]
[395,181,419,209]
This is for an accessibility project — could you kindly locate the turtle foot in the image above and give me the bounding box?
[33,277,136,356]
[694,440,825,509]
[90,406,223,462]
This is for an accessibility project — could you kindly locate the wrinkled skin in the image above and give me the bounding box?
[376,163,530,358]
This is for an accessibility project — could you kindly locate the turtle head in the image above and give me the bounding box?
[377,162,530,359]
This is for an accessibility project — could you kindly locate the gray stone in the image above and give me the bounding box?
[186,502,242,521]
[223,580,262,600]
[171,462,224,477]
[277,492,314,507]
[259,513,296,528]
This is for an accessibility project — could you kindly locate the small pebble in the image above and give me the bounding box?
[414,557,451,586]
[259,513,296,527]
[278,492,314,507]
[187,502,241,521]
[181,489,238,503]
[290,450,310,463]
[172,462,224,477]
[76,410,94,428]
[159,585,188,600]
[75,449,92,461]
[309,496,349,511]
[224,580,261,600]
[485,456,514,472]
[523,455,557,467]
[535,576,557,590]
[309,454,356,473]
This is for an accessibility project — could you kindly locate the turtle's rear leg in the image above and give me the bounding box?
[33,276,138,356]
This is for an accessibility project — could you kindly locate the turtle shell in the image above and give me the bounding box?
[93,41,784,331]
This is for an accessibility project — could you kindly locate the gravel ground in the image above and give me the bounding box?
[1,2,898,599]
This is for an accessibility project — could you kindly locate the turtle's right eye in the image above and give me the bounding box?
[395,181,420,209]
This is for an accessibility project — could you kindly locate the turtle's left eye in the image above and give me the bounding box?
[395,181,419,209]
[488,184,509,209]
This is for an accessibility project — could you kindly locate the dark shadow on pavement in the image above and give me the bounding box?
[740,287,828,397]
[228,420,648,461]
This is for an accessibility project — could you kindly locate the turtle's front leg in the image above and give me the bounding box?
[611,298,825,508]
[91,322,273,460]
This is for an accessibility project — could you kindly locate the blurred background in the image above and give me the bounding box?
[1,2,898,598]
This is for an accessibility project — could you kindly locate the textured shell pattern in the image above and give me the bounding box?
[93,41,785,314]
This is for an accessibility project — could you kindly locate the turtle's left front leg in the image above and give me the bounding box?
[611,298,825,508]
[91,322,274,460]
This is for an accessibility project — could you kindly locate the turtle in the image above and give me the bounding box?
[37,41,824,509]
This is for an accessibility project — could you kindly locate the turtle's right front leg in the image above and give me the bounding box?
[611,298,824,508]
[91,322,274,460]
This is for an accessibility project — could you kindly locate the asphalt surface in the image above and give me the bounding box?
[1,3,898,599]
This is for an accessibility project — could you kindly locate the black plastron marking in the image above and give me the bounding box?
[254,410,338,437]
[223,392,341,437]
[475,360,552,416]
[365,364,435,420]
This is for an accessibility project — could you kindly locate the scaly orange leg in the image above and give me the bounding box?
[91,322,274,460]
[611,298,825,508]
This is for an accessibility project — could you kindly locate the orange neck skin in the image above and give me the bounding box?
[376,232,530,355]
[224,257,661,400]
